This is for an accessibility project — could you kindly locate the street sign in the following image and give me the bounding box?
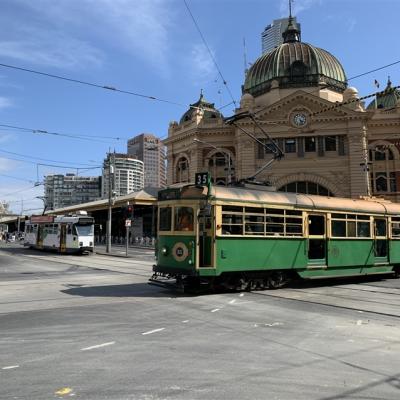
[125,219,132,227]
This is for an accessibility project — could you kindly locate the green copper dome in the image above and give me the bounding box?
[180,91,223,124]
[367,79,400,110]
[244,19,347,97]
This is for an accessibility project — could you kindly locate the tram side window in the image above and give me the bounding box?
[245,207,265,235]
[331,214,371,238]
[222,206,243,235]
[392,218,400,238]
[159,207,172,231]
[174,207,194,231]
[67,224,72,235]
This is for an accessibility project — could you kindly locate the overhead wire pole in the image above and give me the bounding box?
[106,151,114,254]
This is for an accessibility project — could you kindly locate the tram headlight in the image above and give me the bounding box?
[161,246,168,255]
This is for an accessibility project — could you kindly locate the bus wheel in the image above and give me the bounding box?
[267,272,287,289]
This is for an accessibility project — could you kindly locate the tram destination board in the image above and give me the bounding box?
[195,172,210,186]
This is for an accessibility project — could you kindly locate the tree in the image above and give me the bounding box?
[0,201,10,215]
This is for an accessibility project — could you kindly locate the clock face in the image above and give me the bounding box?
[292,112,307,127]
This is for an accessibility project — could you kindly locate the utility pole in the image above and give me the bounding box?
[106,152,114,253]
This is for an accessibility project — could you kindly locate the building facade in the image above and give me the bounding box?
[164,18,400,201]
[261,17,300,54]
[44,174,101,210]
[127,133,166,188]
[101,153,144,198]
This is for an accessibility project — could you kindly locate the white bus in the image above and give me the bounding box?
[24,213,94,254]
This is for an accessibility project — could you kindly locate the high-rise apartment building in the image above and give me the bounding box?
[261,17,300,54]
[101,153,144,198]
[44,174,101,210]
[127,133,166,188]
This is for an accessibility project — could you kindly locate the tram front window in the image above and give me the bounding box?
[74,224,94,236]
[175,207,194,231]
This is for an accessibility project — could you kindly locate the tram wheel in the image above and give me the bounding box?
[267,272,287,289]
[393,267,400,279]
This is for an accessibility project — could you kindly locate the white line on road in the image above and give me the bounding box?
[142,328,165,335]
[228,299,236,304]
[182,320,189,323]
[211,308,220,313]
[2,365,19,370]
[81,342,115,351]
[239,293,244,297]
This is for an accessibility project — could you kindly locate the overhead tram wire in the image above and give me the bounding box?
[183,0,237,108]
[0,62,204,113]
[0,149,101,167]
[0,173,37,184]
[0,154,101,170]
[0,122,123,144]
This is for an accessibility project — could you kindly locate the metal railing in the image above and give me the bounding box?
[95,235,155,248]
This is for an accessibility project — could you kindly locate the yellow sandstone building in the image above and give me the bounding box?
[164,19,400,200]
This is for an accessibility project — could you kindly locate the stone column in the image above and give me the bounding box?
[348,123,370,198]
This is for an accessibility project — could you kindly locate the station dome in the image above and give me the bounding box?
[180,91,223,124]
[367,78,400,110]
[244,18,347,97]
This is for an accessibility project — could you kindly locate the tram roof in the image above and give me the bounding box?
[210,186,400,215]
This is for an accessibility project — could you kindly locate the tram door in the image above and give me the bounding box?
[60,224,67,253]
[198,206,213,267]
[373,218,388,263]
[307,214,326,266]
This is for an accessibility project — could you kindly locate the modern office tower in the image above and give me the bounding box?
[101,153,144,198]
[261,17,300,54]
[127,133,166,188]
[44,174,101,210]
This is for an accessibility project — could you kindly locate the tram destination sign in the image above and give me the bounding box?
[30,215,54,223]
[195,172,210,186]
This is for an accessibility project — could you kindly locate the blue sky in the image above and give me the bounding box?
[0,0,399,213]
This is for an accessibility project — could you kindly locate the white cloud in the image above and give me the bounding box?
[9,0,174,74]
[0,158,19,172]
[184,43,216,82]
[0,29,104,70]
[0,97,12,109]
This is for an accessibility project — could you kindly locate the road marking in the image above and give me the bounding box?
[182,320,189,323]
[142,328,165,335]
[2,365,19,370]
[80,341,115,351]
[239,293,244,297]
[211,308,220,313]
[264,322,283,327]
[229,299,236,304]
[55,387,73,396]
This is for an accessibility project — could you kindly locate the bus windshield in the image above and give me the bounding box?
[74,224,94,236]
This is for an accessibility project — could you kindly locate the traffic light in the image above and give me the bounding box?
[127,205,133,219]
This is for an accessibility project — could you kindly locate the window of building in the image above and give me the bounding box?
[304,137,316,152]
[325,136,337,151]
[278,181,334,196]
[284,138,296,153]
[176,157,189,183]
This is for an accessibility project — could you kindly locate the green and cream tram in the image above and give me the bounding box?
[153,181,400,291]
[24,214,94,254]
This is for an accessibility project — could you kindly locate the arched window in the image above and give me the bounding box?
[278,181,334,196]
[369,145,397,194]
[207,151,234,186]
[175,157,189,183]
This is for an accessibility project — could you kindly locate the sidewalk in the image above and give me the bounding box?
[94,244,155,258]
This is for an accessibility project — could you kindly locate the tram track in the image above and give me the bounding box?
[248,290,400,319]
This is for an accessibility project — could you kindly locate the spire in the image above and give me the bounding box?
[387,76,392,88]
[282,3,301,43]
[199,88,204,100]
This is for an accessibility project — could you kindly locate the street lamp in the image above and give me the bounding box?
[193,138,233,185]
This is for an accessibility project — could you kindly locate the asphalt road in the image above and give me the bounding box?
[1,243,400,400]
